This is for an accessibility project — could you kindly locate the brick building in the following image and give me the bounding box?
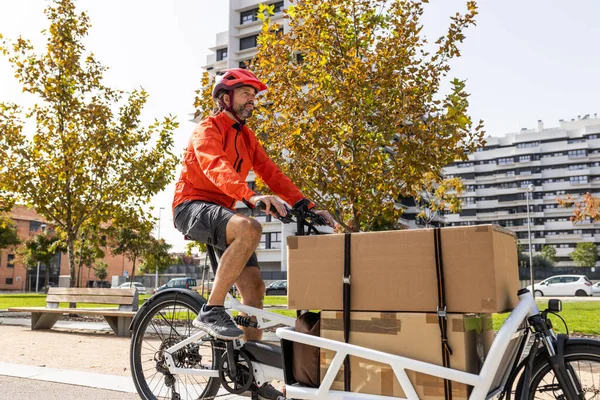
[0,205,136,291]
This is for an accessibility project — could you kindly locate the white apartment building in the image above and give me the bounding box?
[203,0,287,74]
[444,115,600,267]
[202,0,293,273]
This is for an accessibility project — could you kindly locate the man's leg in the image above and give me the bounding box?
[208,214,262,306]
[234,266,265,341]
[192,214,262,340]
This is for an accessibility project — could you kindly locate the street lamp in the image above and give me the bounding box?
[525,184,535,299]
[155,207,165,289]
[35,223,48,293]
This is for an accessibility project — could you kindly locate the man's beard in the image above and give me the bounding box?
[233,102,254,120]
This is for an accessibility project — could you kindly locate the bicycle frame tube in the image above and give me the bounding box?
[278,293,536,400]
[224,293,296,328]
[162,292,294,378]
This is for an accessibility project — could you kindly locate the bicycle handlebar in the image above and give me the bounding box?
[255,200,328,227]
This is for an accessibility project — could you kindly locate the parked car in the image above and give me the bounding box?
[265,280,287,296]
[593,281,600,297]
[117,282,147,294]
[91,280,111,288]
[525,275,593,297]
[154,278,198,294]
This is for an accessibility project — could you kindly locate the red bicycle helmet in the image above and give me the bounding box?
[212,68,267,99]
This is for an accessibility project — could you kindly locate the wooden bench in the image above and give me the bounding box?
[8,288,138,337]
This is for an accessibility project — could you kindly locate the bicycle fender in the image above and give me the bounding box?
[128,288,208,332]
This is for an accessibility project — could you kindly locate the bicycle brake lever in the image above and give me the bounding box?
[256,201,293,223]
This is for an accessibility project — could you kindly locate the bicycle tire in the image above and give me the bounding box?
[130,292,222,400]
[519,343,600,399]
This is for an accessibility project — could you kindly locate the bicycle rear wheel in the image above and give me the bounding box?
[525,343,600,399]
[130,292,222,400]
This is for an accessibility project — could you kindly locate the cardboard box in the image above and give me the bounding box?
[287,224,519,313]
[319,311,494,399]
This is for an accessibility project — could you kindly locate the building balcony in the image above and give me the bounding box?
[475,187,498,196]
[540,155,571,166]
[256,249,282,263]
[473,163,497,173]
[555,247,573,258]
[208,31,229,51]
[544,234,578,243]
[541,181,570,191]
[543,207,574,215]
[544,221,575,230]
[474,174,498,183]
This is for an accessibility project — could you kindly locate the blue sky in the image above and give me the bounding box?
[1,0,598,251]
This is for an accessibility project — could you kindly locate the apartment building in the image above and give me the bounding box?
[201,0,294,273]
[444,115,600,267]
[203,0,287,73]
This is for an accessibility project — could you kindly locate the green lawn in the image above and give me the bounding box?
[493,301,600,335]
[2,294,598,335]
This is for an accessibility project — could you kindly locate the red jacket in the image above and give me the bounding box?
[173,112,311,212]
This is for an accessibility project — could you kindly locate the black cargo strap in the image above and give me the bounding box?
[343,233,352,392]
[434,227,453,399]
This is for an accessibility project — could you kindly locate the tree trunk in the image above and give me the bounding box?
[67,232,77,288]
[87,265,92,287]
[45,263,50,289]
[131,256,136,284]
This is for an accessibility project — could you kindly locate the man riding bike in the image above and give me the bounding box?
[172,68,335,399]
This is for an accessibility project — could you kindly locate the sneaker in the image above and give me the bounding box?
[192,305,244,340]
[256,383,285,400]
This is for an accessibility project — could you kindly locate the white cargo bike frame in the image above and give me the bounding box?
[162,289,538,400]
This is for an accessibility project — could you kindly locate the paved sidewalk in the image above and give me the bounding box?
[0,312,280,399]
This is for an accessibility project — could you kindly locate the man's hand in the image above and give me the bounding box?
[249,195,288,217]
[313,209,337,228]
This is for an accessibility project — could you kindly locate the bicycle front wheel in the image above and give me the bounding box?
[130,292,222,400]
[526,343,600,399]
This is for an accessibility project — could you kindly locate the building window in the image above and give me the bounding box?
[519,155,531,162]
[520,180,533,188]
[270,232,282,249]
[570,176,588,184]
[569,164,586,170]
[5,278,13,285]
[7,254,15,268]
[463,197,476,205]
[568,138,586,144]
[240,35,258,50]
[216,48,228,61]
[588,134,598,140]
[240,9,258,25]
[272,1,284,13]
[29,220,42,233]
[498,157,514,165]
[457,162,473,168]
[259,233,267,249]
[516,141,539,148]
[568,149,587,159]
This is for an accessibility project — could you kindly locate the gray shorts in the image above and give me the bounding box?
[173,201,259,268]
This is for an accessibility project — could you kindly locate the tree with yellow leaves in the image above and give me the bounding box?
[195,0,484,231]
[0,0,179,286]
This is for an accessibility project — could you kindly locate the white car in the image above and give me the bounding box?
[593,282,600,297]
[526,275,593,297]
[118,282,147,294]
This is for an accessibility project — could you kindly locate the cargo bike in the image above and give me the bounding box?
[129,200,600,399]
